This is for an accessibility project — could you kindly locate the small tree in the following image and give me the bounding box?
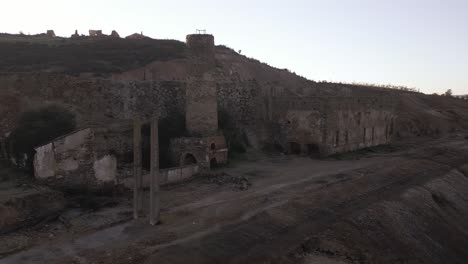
[7,105,76,173]
[444,89,453,97]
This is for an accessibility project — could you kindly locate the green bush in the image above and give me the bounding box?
[7,105,76,172]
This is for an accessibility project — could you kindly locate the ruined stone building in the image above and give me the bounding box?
[269,96,396,156]
[31,32,229,189]
[0,31,397,189]
[89,30,103,37]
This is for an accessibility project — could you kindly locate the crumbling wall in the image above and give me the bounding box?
[33,127,131,188]
[170,134,228,169]
[170,137,210,169]
[0,73,186,137]
[206,135,229,166]
[322,97,396,155]
[271,96,396,156]
[121,164,200,189]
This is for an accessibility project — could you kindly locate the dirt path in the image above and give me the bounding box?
[2,135,468,264]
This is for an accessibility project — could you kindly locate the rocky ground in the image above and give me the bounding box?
[1,134,468,263]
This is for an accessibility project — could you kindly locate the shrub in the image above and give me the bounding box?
[6,105,76,172]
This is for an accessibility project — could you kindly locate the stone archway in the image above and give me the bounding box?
[182,153,197,165]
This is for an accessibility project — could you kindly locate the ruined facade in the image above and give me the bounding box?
[89,30,103,37]
[270,96,396,156]
[33,125,132,188]
[0,31,398,189]
[169,33,229,169]
[170,134,228,169]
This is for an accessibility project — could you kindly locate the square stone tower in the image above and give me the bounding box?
[186,76,218,136]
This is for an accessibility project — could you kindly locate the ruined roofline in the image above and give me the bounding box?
[33,122,134,150]
[33,128,92,151]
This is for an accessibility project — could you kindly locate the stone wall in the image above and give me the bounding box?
[159,165,199,185]
[271,96,396,156]
[121,164,200,189]
[186,34,215,59]
[33,126,132,188]
[1,71,398,163]
[170,134,228,169]
[186,77,218,135]
[0,73,186,137]
[322,97,396,155]
[217,80,261,127]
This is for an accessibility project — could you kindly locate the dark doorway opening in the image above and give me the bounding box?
[307,144,320,158]
[210,143,216,150]
[289,142,302,155]
[210,158,218,168]
[183,153,197,165]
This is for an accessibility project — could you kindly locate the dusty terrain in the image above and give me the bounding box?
[1,134,468,263]
[1,33,468,264]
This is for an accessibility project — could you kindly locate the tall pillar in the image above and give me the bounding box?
[133,119,143,219]
[149,117,160,225]
[0,139,7,161]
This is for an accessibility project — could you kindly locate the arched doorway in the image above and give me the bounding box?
[307,144,320,158]
[210,158,218,168]
[210,143,216,150]
[183,153,197,165]
[289,142,302,155]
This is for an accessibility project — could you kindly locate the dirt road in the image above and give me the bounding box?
[2,135,468,264]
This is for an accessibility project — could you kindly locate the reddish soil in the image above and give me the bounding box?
[2,134,468,264]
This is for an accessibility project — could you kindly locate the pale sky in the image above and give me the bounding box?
[1,0,467,95]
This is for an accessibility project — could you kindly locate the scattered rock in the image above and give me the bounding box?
[204,172,251,191]
[0,185,65,234]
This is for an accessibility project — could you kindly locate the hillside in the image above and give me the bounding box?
[1,34,468,264]
[0,35,466,143]
[0,37,186,75]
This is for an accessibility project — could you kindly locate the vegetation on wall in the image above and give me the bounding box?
[6,105,76,173]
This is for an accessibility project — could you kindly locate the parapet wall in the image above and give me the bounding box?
[186,34,215,60]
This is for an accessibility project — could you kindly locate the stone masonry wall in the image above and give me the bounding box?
[186,77,218,136]
[33,127,133,189]
[271,96,396,156]
[0,73,186,137]
[322,97,396,155]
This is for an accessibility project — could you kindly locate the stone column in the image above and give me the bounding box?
[0,139,7,161]
[133,119,143,219]
[149,117,160,225]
